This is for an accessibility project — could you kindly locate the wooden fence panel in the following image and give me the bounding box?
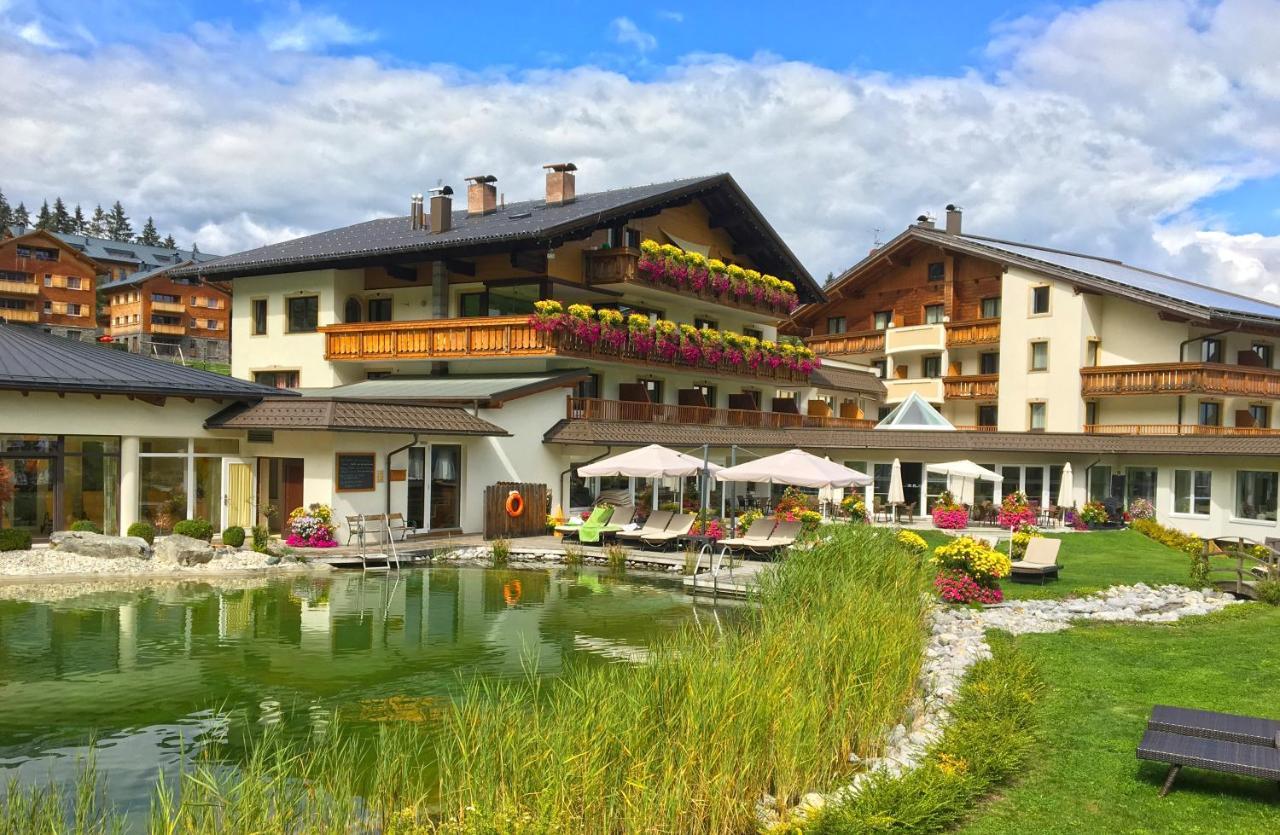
[483,482,549,540]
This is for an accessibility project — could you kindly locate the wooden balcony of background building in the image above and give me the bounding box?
[150,323,186,336]
[0,279,40,296]
[1081,362,1280,399]
[151,300,186,314]
[567,396,877,430]
[1084,424,1280,437]
[320,316,810,382]
[944,320,1000,347]
[943,373,999,400]
[804,330,886,356]
[0,309,39,323]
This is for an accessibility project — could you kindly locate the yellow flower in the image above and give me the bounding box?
[659,243,682,259]
[640,239,661,256]
[727,264,747,280]
[780,280,796,293]
[708,258,727,272]
[687,251,708,268]
[598,308,623,326]
[897,530,928,555]
[566,303,595,320]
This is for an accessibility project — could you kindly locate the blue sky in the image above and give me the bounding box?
[1,0,1278,292]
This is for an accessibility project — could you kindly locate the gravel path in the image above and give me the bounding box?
[0,548,326,582]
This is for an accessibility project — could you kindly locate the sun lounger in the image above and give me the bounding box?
[639,513,696,549]
[753,520,803,556]
[717,517,777,554]
[593,505,637,543]
[615,510,673,544]
[1147,705,1280,747]
[556,505,613,541]
[1137,728,1280,796]
[1010,537,1061,584]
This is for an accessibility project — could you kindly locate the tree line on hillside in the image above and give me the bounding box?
[0,185,190,251]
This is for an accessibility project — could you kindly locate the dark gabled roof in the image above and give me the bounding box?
[8,226,219,271]
[543,419,1280,456]
[294,369,588,406]
[802,224,1280,329]
[99,259,211,291]
[205,398,508,436]
[0,323,284,400]
[4,229,103,272]
[809,364,886,397]
[172,173,824,302]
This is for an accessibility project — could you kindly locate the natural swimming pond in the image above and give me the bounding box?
[0,566,734,816]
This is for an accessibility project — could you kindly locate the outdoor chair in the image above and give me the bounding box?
[899,502,916,524]
[386,512,409,541]
[345,514,386,545]
[556,505,615,544]
[1147,705,1280,747]
[873,499,890,523]
[1137,726,1280,796]
[639,513,696,550]
[716,517,777,558]
[615,510,673,544]
[1009,537,1061,584]
[726,520,803,559]
[595,505,638,543]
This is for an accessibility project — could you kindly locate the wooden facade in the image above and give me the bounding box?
[107,270,230,349]
[0,231,100,332]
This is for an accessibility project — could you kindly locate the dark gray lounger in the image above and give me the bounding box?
[1137,729,1280,796]
[1148,705,1280,747]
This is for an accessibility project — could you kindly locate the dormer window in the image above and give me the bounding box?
[927,262,945,282]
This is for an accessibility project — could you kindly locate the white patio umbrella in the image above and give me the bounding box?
[1057,462,1074,507]
[714,449,871,489]
[577,444,722,478]
[888,458,905,505]
[925,460,1002,505]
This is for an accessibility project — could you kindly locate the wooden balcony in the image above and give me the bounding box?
[150,323,186,336]
[0,308,39,323]
[1084,424,1280,437]
[945,320,1000,347]
[943,374,999,400]
[0,279,39,296]
[805,330,885,356]
[1081,362,1280,399]
[582,248,793,319]
[151,300,185,314]
[568,397,876,430]
[321,316,809,382]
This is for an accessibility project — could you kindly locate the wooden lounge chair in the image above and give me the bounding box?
[387,512,409,541]
[717,517,777,556]
[1147,705,1280,747]
[1010,537,1061,584]
[639,513,696,549]
[1137,728,1280,796]
[615,510,673,544]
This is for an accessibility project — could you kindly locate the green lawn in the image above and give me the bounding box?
[960,606,1280,834]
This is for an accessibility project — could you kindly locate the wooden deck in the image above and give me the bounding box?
[683,560,772,598]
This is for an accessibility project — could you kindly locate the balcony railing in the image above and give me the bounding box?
[945,320,1000,346]
[1084,424,1280,437]
[805,330,885,356]
[151,323,186,336]
[1081,362,1280,399]
[0,309,39,323]
[321,316,809,382]
[151,300,185,314]
[568,397,877,430]
[943,373,999,400]
[884,378,945,404]
[0,279,39,296]
[582,249,794,319]
[885,323,945,354]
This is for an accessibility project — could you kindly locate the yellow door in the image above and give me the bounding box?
[225,461,255,528]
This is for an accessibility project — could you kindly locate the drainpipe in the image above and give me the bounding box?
[386,434,421,517]
[560,446,613,513]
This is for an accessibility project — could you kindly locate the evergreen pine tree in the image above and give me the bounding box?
[191,242,200,257]
[107,201,132,241]
[35,200,53,230]
[72,204,87,235]
[137,216,161,246]
[52,197,72,233]
[89,205,108,237]
[161,234,176,250]
[0,188,11,231]
[13,203,30,228]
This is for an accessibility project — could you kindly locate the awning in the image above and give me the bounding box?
[206,399,509,436]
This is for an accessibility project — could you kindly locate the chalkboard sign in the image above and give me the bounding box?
[336,453,376,491]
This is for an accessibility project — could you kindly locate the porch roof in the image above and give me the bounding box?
[206,398,509,436]
[295,369,588,406]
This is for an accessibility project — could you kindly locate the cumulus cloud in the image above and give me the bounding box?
[261,4,375,52]
[0,0,1276,298]
[610,17,658,52]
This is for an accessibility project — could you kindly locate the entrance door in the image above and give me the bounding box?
[900,462,924,511]
[428,445,461,530]
[223,458,256,529]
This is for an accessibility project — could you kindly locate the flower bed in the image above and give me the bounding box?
[931,536,1011,604]
[286,503,338,548]
[1079,500,1109,528]
[997,491,1036,529]
[931,491,968,530]
[530,300,818,378]
[636,239,800,313]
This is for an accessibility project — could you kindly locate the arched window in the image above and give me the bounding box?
[344,297,362,324]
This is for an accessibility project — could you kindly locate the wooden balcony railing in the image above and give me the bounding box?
[943,373,999,400]
[1084,424,1280,437]
[0,279,39,296]
[582,249,794,319]
[568,397,877,430]
[1081,362,1280,399]
[0,309,39,323]
[321,316,810,382]
[945,320,1000,347]
[805,330,885,356]
[151,323,186,336]
[151,300,186,314]
[952,425,999,432]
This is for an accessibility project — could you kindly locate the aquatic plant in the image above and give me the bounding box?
[490,538,511,567]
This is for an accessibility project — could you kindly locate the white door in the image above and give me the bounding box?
[222,457,257,529]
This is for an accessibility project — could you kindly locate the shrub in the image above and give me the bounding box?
[897,529,928,556]
[932,507,969,530]
[69,520,102,533]
[775,485,816,516]
[1256,579,1280,606]
[934,569,1004,604]
[287,504,338,548]
[932,536,1011,586]
[1127,496,1156,520]
[221,526,246,548]
[251,525,270,553]
[173,518,213,541]
[127,521,155,545]
[0,528,32,552]
[1079,501,1109,527]
[490,538,510,567]
[997,491,1036,529]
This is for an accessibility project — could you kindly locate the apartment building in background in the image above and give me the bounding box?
[0,229,101,338]
[103,262,231,362]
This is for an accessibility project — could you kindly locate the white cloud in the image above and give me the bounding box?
[658,10,685,23]
[261,6,375,52]
[610,17,658,52]
[16,19,58,47]
[0,0,1277,299]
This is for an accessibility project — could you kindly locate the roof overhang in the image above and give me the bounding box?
[206,398,510,436]
[7,229,105,274]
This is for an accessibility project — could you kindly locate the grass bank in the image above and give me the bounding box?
[6,525,932,834]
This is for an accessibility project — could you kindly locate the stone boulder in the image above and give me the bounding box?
[154,534,215,566]
[51,530,151,560]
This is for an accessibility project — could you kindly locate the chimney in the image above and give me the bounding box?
[945,204,962,235]
[409,194,424,230]
[916,214,935,230]
[543,162,577,206]
[428,185,454,234]
[465,175,498,216]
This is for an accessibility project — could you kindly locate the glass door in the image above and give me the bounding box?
[428,446,461,530]
[0,457,54,537]
[222,458,256,530]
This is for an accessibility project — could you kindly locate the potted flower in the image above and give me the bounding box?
[997,491,1036,529]
[931,490,969,530]
[1079,501,1109,529]
[1128,497,1155,521]
[287,503,338,548]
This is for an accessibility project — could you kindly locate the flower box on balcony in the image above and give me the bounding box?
[629,239,800,314]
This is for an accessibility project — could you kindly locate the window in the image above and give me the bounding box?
[1198,401,1222,426]
[574,374,601,400]
[927,262,945,282]
[43,275,52,287]
[1253,343,1273,368]
[486,282,541,315]
[65,277,82,290]
[1025,466,1045,506]
[1126,467,1158,505]
[459,292,485,318]
[343,297,362,324]
[205,319,217,330]
[0,298,29,311]
[1174,470,1212,515]
[981,297,1001,319]
[922,355,942,378]
[153,293,180,304]
[826,316,847,334]
[1088,465,1112,502]
[254,370,300,389]
[1031,285,1050,315]
[873,310,893,330]
[1249,404,1271,429]
[1029,401,1046,431]
[1235,471,1278,521]
[191,295,199,306]
[694,384,717,408]
[694,317,719,331]
[286,296,318,333]
[1029,340,1049,371]
[743,327,764,341]
[251,299,267,335]
[367,297,393,322]
[66,303,81,316]
[1086,339,1101,367]
[1086,400,1100,426]
[640,378,663,403]
[923,304,945,324]
[43,301,52,313]
[978,404,998,427]
[1201,337,1222,364]
[979,352,999,375]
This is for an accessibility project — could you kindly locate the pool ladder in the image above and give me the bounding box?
[356,513,401,572]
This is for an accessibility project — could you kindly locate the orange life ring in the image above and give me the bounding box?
[503,579,523,606]
[505,490,525,517]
